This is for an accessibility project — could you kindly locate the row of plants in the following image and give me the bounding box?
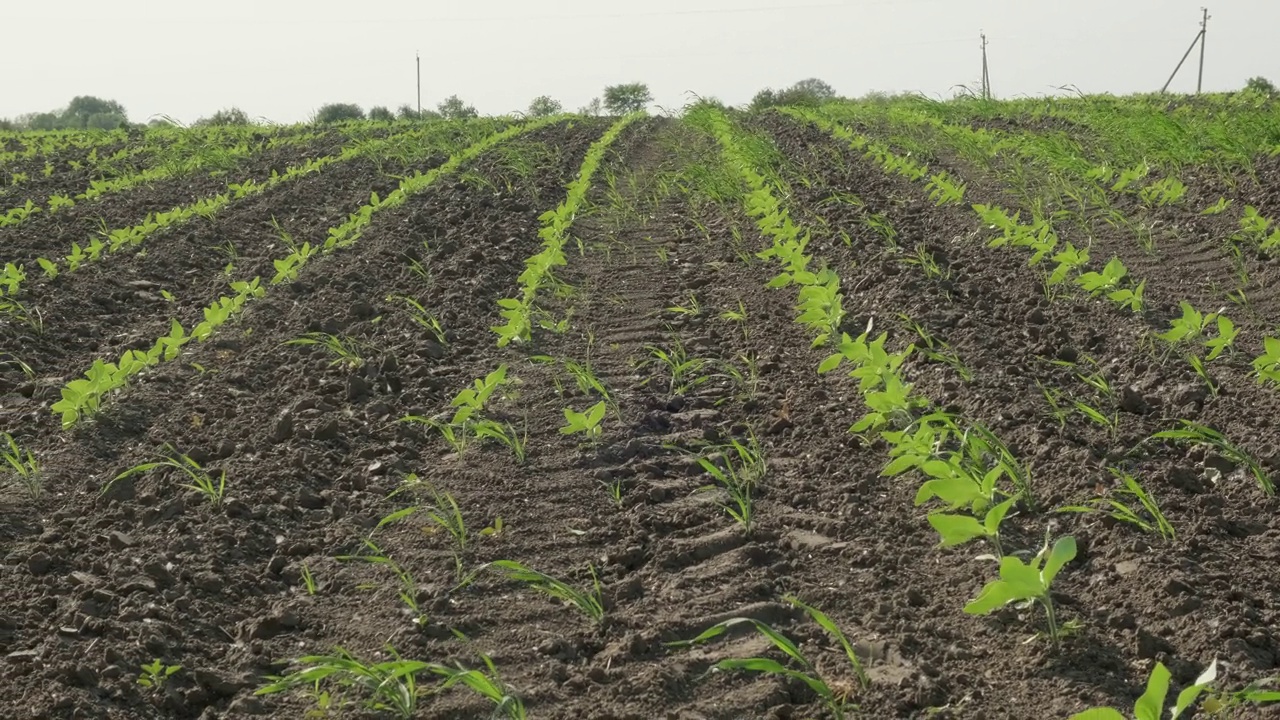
[696,107,1279,717]
[47,118,566,431]
[0,130,327,227]
[491,112,642,347]
[4,122,489,288]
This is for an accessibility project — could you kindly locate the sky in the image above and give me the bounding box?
[6,0,1277,124]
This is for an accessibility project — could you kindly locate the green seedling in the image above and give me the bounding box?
[428,655,526,720]
[1069,660,1218,720]
[403,365,510,456]
[903,243,948,282]
[257,646,430,719]
[300,564,318,595]
[1187,355,1219,398]
[719,300,750,341]
[388,295,447,345]
[1203,315,1237,361]
[560,401,607,443]
[36,258,58,279]
[336,540,426,625]
[1039,382,1070,430]
[965,534,1077,648]
[1254,337,1280,387]
[697,435,766,534]
[643,341,711,396]
[137,659,181,690]
[414,477,501,583]
[666,292,703,317]
[669,595,869,720]
[1074,400,1119,438]
[898,314,973,381]
[1151,421,1273,495]
[485,560,604,624]
[1156,301,1214,348]
[284,332,365,368]
[1201,196,1232,215]
[474,419,528,463]
[1,432,41,499]
[109,450,226,506]
[0,352,34,380]
[1058,468,1174,541]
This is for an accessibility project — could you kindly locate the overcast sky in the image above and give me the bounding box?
[6,0,1276,124]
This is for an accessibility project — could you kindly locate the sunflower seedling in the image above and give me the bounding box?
[560,401,607,443]
[1069,659,1218,720]
[137,659,181,690]
[669,595,869,720]
[965,534,1077,648]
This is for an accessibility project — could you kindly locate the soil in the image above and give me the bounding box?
[1,114,1278,720]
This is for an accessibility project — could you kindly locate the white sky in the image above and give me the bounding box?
[7,0,1276,124]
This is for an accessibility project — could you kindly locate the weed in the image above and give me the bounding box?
[257,646,430,719]
[137,659,181,690]
[1151,421,1273,495]
[109,449,226,506]
[1,432,41,499]
[284,333,365,368]
[698,434,766,533]
[1058,468,1174,541]
[670,595,869,719]
[485,560,604,624]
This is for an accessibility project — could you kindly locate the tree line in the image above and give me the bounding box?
[4,76,1278,131]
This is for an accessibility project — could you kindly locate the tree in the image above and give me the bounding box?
[28,113,60,131]
[314,103,365,124]
[195,107,251,126]
[368,106,395,122]
[437,95,478,119]
[790,78,837,101]
[527,95,562,117]
[0,119,15,131]
[603,83,652,114]
[750,78,838,111]
[579,97,603,116]
[1245,76,1277,96]
[63,96,127,128]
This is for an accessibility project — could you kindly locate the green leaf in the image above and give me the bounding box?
[927,513,988,547]
[1134,662,1171,720]
[1042,535,1077,586]
[963,575,1020,615]
[1172,659,1218,717]
[1068,710,1127,720]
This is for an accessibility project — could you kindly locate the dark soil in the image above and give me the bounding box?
[0,114,1277,720]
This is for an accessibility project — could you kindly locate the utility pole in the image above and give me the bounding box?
[1161,8,1208,94]
[980,32,991,100]
[416,52,422,117]
[1197,7,1210,94]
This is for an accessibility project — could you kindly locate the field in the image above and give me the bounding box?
[2,95,1280,719]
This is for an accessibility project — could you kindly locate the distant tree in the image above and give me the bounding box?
[396,104,420,120]
[62,96,128,128]
[86,113,128,130]
[750,78,838,111]
[195,107,251,126]
[603,83,652,114]
[1245,76,1277,96]
[314,103,365,124]
[437,95,478,119]
[0,118,15,131]
[791,78,837,101]
[28,113,60,131]
[368,106,395,122]
[579,97,603,116]
[527,95,562,117]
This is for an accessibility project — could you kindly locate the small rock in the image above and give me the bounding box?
[143,561,176,587]
[297,487,326,510]
[1114,560,1140,577]
[1164,578,1194,596]
[269,411,294,443]
[227,696,268,715]
[108,531,135,550]
[1136,629,1173,659]
[1118,385,1148,415]
[1026,308,1047,325]
[193,669,246,696]
[346,375,370,401]
[6,650,39,664]
[786,529,834,551]
[26,552,52,575]
[313,419,340,441]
